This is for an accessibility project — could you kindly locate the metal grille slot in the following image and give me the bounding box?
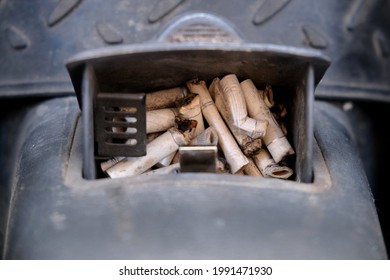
[94,93,146,157]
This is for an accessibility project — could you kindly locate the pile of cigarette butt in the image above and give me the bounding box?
[101,74,295,179]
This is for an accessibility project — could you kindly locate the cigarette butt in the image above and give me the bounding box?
[219,74,268,139]
[106,127,193,178]
[114,106,177,134]
[187,79,248,173]
[253,149,293,179]
[264,163,293,179]
[190,126,218,146]
[146,108,178,134]
[146,87,187,111]
[266,136,294,163]
[101,156,125,172]
[101,131,162,172]
[177,94,205,136]
[101,130,162,172]
[210,78,262,156]
[156,151,176,167]
[243,158,263,176]
[241,79,294,163]
[141,163,180,176]
[241,138,263,157]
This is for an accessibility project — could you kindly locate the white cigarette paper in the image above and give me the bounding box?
[106,127,193,178]
[253,149,293,179]
[113,107,178,134]
[101,131,164,172]
[101,156,125,173]
[190,126,218,146]
[156,152,176,167]
[241,79,294,163]
[219,74,268,139]
[146,108,178,134]
[187,79,248,173]
[210,78,262,156]
[147,108,178,167]
[146,87,187,111]
[177,94,205,136]
[141,163,180,176]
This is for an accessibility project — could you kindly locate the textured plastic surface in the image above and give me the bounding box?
[1,0,389,260]
[0,97,386,259]
[0,0,389,102]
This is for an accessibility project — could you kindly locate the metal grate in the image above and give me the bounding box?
[94,92,146,157]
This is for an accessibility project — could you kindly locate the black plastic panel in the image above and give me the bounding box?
[0,0,389,101]
[1,97,387,259]
[94,92,146,157]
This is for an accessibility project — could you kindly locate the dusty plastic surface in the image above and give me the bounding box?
[1,1,389,102]
[0,97,386,259]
